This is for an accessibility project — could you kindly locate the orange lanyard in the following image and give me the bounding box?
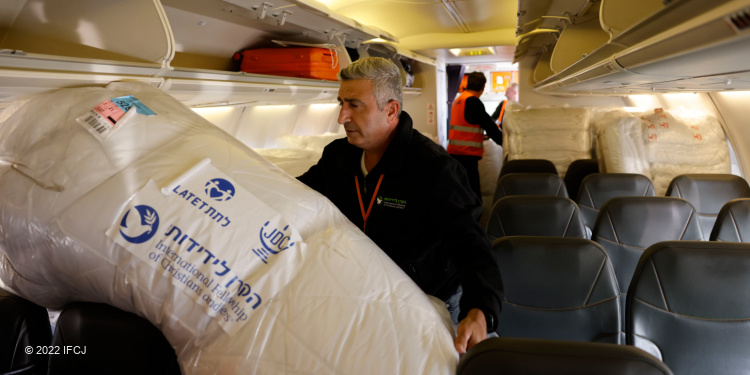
[355,174,384,232]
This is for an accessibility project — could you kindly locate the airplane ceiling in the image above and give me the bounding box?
[312,0,520,64]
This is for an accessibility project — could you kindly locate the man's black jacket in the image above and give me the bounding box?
[298,111,502,328]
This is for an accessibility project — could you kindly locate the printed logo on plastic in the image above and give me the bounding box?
[205,178,235,202]
[119,205,160,244]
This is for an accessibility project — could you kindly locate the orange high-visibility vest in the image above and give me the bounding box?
[496,100,508,127]
[447,91,484,157]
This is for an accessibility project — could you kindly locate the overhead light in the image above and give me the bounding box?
[441,0,471,33]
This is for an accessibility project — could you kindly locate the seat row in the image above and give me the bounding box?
[484,237,750,375]
[493,163,750,241]
[0,290,181,375]
[487,192,750,297]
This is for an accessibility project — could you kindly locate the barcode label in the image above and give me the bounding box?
[83,115,108,134]
[75,96,155,142]
[76,110,113,141]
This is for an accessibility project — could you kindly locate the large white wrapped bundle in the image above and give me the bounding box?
[591,108,731,195]
[478,140,503,227]
[503,106,592,177]
[641,108,730,194]
[0,82,456,374]
[593,110,651,176]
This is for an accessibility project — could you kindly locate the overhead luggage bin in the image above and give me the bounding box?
[0,0,425,108]
[528,0,750,95]
[599,0,664,40]
[549,15,609,75]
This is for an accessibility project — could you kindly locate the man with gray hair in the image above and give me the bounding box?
[298,57,502,353]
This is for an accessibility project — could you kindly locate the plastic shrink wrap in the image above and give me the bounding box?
[593,108,730,195]
[503,106,592,177]
[0,82,457,374]
[593,110,650,177]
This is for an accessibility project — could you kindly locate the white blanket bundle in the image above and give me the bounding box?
[0,82,456,374]
[593,108,730,195]
[503,106,593,177]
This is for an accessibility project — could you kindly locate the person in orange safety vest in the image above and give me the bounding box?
[447,72,503,201]
[491,82,519,128]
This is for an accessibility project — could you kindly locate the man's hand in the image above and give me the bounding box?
[454,308,488,354]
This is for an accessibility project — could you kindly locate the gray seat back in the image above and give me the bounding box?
[627,241,750,375]
[564,158,599,202]
[499,159,557,177]
[48,302,181,375]
[493,173,568,204]
[577,173,655,232]
[0,288,51,375]
[494,237,620,343]
[456,337,674,375]
[486,196,587,241]
[711,198,750,241]
[592,196,703,293]
[666,174,750,240]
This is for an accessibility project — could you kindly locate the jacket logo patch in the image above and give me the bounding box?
[377,196,406,210]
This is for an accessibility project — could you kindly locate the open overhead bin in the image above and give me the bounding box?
[0,0,425,108]
[523,0,750,95]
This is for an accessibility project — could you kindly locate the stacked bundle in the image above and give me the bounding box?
[0,82,456,374]
[594,108,730,195]
[503,106,593,177]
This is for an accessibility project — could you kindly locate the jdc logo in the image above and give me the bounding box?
[119,205,160,244]
[204,178,235,202]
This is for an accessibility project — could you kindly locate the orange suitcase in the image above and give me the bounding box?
[234,47,340,81]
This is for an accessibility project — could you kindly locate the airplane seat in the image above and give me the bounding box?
[498,159,558,178]
[592,196,703,336]
[592,196,703,294]
[577,173,655,233]
[485,196,587,241]
[563,158,599,202]
[627,241,750,374]
[711,198,750,241]
[47,302,181,375]
[456,337,674,375]
[493,237,620,344]
[0,288,52,375]
[666,174,750,240]
[492,172,568,204]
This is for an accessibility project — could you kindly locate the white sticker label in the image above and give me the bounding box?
[106,159,304,335]
[76,95,156,141]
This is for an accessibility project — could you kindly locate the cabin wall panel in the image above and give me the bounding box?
[191,106,245,135]
[220,104,340,149]
[403,63,442,142]
[709,92,750,178]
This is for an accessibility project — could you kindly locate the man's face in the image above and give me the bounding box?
[337,79,395,152]
[507,87,518,102]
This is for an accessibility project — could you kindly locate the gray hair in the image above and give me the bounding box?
[339,57,403,114]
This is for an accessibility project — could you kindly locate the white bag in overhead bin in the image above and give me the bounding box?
[0,81,457,374]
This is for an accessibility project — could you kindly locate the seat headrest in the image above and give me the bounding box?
[499,159,558,177]
[594,197,703,248]
[457,337,674,375]
[494,173,568,202]
[578,173,655,208]
[630,241,750,318]
[711,198,750,242]
[487,196,586,240]
[666,174,750,213]
[493,237,617,308]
